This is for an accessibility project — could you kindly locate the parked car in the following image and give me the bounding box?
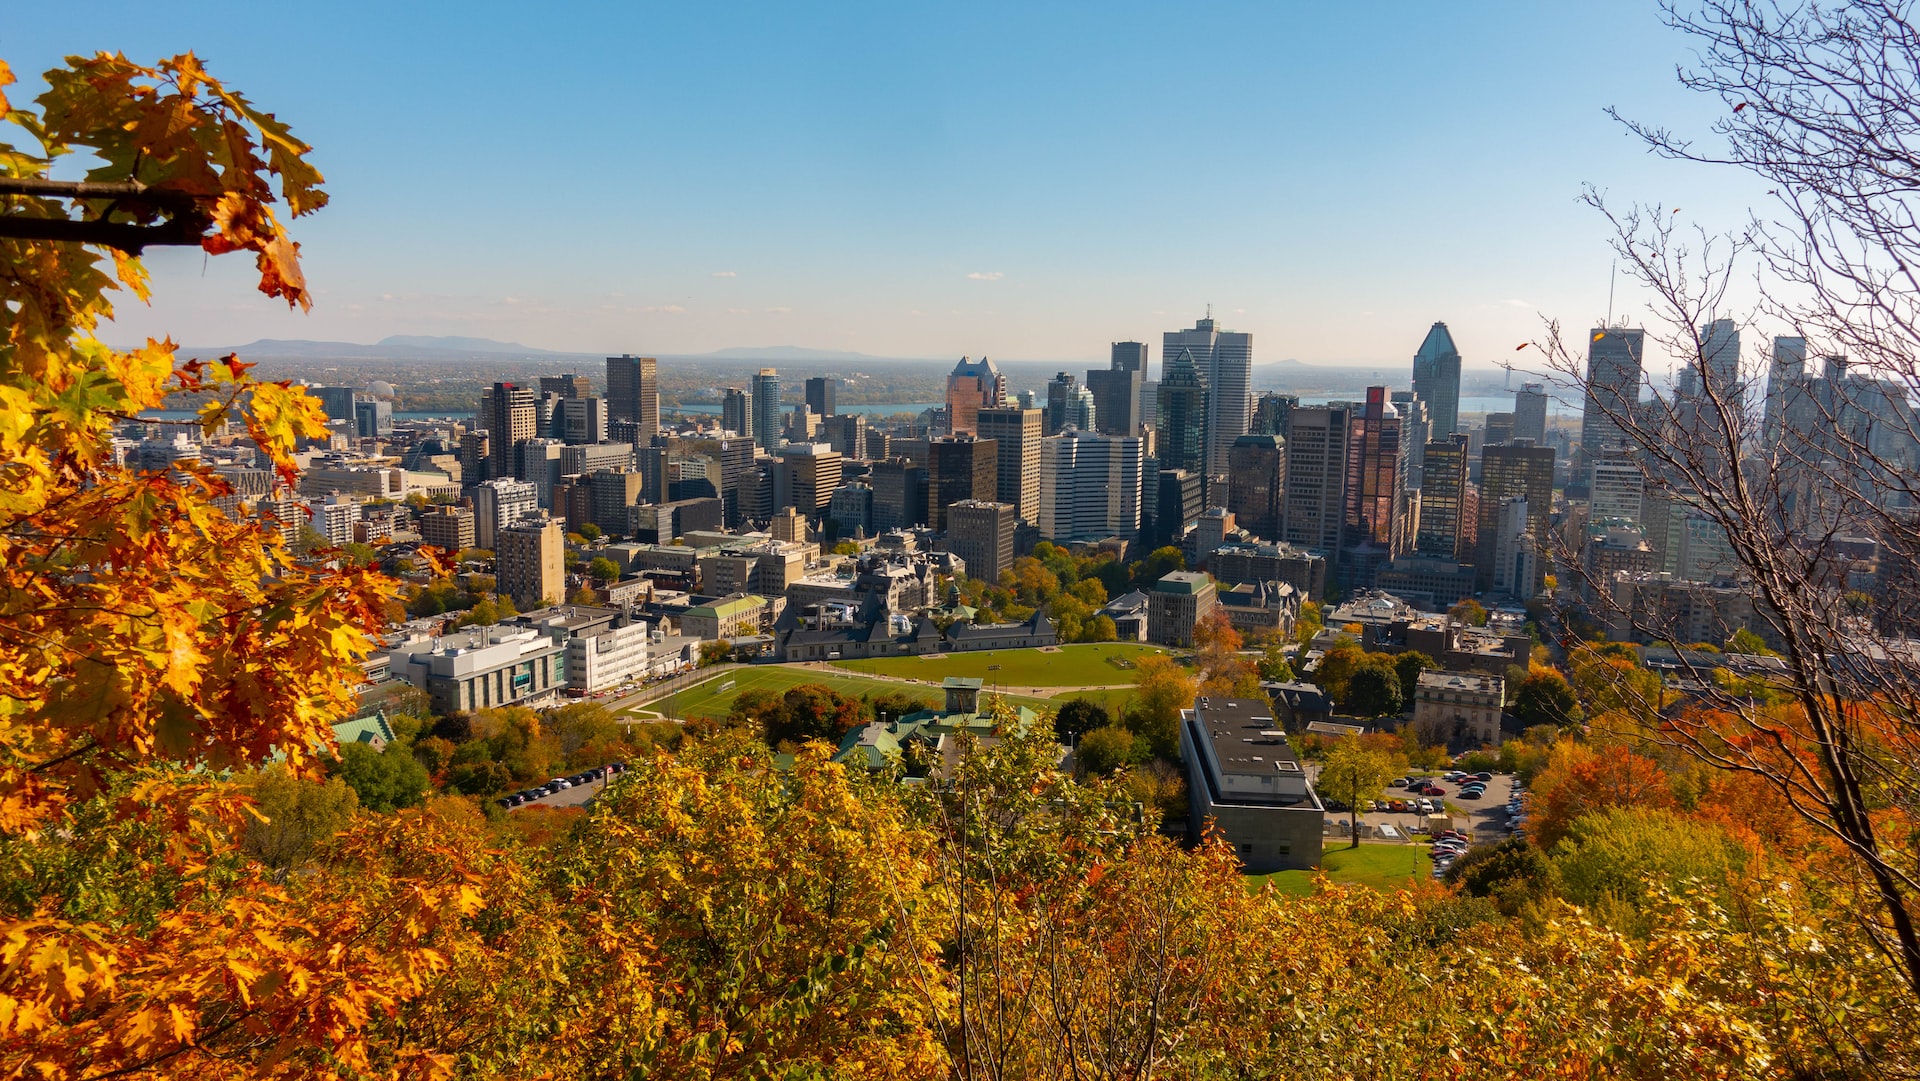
[1474,771,1494,781]
[1388,799,1410,813]
[1457,789,1481,800]
[1420,785,1447,797]
[1414,798,1434,815]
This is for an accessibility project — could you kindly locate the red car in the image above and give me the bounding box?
[1419,785,1446,797]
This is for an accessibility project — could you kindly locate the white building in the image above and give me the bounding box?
[1589,451,1646,524]
[565,621,697,694]
[310,494,361,547]
[1039,428,1143,543]
[1412,670,1506,747]
[385,623,567,714]
[472,477,539,550]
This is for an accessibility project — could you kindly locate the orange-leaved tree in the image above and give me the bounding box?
[0,53,492,1079]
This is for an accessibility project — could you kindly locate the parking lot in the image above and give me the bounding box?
[1307,767,1521,843]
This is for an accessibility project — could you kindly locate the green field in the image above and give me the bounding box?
[1249,843,1435,897]
[644,665,1129,723]
[828,643,1175,688]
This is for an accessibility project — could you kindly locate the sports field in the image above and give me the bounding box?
[645,665,1132,723]
[828,643,1175,688]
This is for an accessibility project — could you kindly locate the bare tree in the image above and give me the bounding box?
[1537,0,1920,1007]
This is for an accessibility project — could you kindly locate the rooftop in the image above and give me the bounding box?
[1415,670,1504,695]
[1155,571,1213,595]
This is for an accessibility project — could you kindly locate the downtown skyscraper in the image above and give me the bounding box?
[604,354,659,441]
[1410,322,1462,440]
[751,368,783,452]
[1579,327,1646,473]
[1163,312,1251,476]
[1155,347,1210,480]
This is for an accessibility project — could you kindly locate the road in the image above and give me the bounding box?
[512,771,619,811]
[1308,767,1518,843]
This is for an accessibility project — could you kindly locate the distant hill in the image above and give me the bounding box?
[376,334,563,355]
[185,336,592,360]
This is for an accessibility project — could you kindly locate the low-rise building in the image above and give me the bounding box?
[1216,580,1300,639]
[1148,571,1218,647]
[1209,541,1328,602]
[680,593,776,640]
[1411,670,1506,747]
[1178,696,1324,872]
[385,623,567,714]
[1099,589,1150,641]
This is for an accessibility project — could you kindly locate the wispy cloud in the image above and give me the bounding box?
[712,270,737,278]
[726,307,751,315]
[641,304,690,315]
[767,306,794,314]
[966,271,1004,281]
[1504,298,1534,309]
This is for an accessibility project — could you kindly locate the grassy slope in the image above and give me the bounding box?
[1249,843,1435,897]
[645,665,1128,723]
[827,643,1172,688]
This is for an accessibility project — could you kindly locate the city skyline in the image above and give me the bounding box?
[11,3,1767,370]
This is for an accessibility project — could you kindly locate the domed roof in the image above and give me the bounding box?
[366,380,397,398]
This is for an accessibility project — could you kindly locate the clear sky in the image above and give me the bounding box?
[9,1,1767,371]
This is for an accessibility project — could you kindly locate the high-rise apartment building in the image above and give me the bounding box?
[1039,429,1144,543]
[480,382,537,484]
[1478,442,1555,590]
[721,387,752,440]
[1226,434,1286,540]
[1156,348,1210,480]
[471,477,538,551]
[975,406,1042,525]
[417,504,475,552]
[497,515,564,610]
[944,356,1006,435]
[1411,322,1463,439]
[1280,405,1349,558]
[587,469,647,536]
[1390,390,1429,486]
[604,355,659,441]
[1087,342,1147,436]
[751,369,782,451]
[1512,383,1549,444]
[948,500,1018,586]
[1163,313,1252,476]
[539,373,592,399]
[1415,434,1473,562]
[1340,386,1412,587]
[1589,448,1647,523]
[1580,327,1645,472]
[804,376,836,417]
[926,435,998,532]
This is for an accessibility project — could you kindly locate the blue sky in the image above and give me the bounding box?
[9,1,1766,370]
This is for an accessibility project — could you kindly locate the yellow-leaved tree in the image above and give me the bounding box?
[0,54,501,1079]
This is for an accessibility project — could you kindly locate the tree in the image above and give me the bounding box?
[1726,627,1777,657]
[1448,598,1489,626]
[1549,806,1749,937]
[1294,599,1325,645]
[1319,737,1396,848]
[1526,742,1675,847]
[241,765,359,880]
[1077,725,1140,776]
[578,522,602,542]
[1512,666,1581,729]
[698,639,732,667]
[1053,698,1111,742]
[544,702,622,768]
[1344,661,1404,718]
[1395,650,1438,703]
[1311,640,1367,703]
[1138,545,1185,584]
[1125,653,1198,760]
[328,741,430,813]
[570,586,599,604]
[1082,614,1119,643]
[587,556,620,583]
[1258,637,1296,682]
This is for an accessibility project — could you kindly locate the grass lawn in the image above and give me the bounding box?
[828,643,1175,688]
[644,665,1113,723]
[1248,843,1434,897]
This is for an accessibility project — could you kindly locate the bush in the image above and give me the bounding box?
[1077,725,1142,776]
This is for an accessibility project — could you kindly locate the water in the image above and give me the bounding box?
[667,401,942,418]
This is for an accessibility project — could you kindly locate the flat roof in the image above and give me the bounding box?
[1155,571,1212,595]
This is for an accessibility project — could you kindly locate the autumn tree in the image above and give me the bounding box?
[1395,650,1438,703]
[1193,609,1262,697]
[1512,665,1581,729]
[1344,662,1404,718]
[240,765,359,880]
[1124,653,1198,760]
[1318,738,1396,848]
[1527,742,1676,847]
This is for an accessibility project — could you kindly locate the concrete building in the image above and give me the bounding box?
[1374,556,1479,610]
[310,494,361,546]
[975,406,1043,525]
[1477,442,1554,591]
[680,593,775,640]
[751,369,782,451]
[417,503,475,552]
[1040,429,1144,543]
[721,386,752,440]
[1179,696,1323,872]
[497,515,564,609]
[1086,341,1146,436]
[558,397,609,445]
[1512,382,1549,444]
[1412,670,1506,748]
[1216,580,1300,638]
[1280,404,1349,560]
[481,382,537,483]
[559,442,634,478]
[1589,449,1646,524]
[1148,571,1218,647]
[587,468,647,536]
[386,622,567,714]
[829,482,873,538]
[1208,541,1328,602]
[870,459,928,533]
[1226,433,1286,540]
[776,442,844,518]
[948,500,1017,587]
[1580,327,1646,478]
[471,477,538,551]
[539,373,592,399]
[804,376,836,417]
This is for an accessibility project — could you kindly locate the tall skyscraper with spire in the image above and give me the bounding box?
[1410,323,1462,439]
[1163,311,1251,476]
